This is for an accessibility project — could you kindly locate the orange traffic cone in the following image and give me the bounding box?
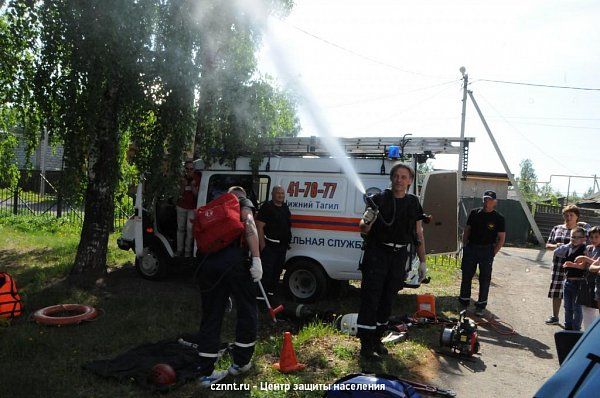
[273,332,306,373]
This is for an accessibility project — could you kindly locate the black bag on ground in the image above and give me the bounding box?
[83,338,201,392]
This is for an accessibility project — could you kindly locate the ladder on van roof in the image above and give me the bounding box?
[264,135,474,159]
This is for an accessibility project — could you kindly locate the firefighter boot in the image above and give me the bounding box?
[359,337,381,361]
[373,330,389,356]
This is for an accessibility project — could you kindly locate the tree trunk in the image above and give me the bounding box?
[69,81,121,289]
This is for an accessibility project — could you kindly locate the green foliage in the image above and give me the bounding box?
[0,9,42,164]
[115,129,138,214]
[3,0,299,198]
[517,158,566,204]
[295,322,337,346]
[0,129,19,189]
[517,158,537,202]
[0,214,81,234]
[193,1,300,171]
[137,0,198,197]
[537,182,562,205]
[2,0,300,280]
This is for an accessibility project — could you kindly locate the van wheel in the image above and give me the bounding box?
[283,260,328,303]
[135,246,169,280]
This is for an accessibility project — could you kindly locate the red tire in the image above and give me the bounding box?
[33,304,98,326]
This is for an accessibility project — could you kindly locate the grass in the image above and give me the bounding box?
[0,217,463,397]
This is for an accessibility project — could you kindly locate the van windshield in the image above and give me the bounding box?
[206,174,270,206]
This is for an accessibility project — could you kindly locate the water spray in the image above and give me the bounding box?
[263,19,367,194]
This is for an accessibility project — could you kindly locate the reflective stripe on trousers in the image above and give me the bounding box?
[357,245,408,338]
[194,246,258,375]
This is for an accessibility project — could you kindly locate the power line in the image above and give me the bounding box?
[275,18,600,92]
[356,81,459,131]
[476,78,600,92]
[474,90,577,175]
[501,116,600,121]
[324,79,459,109]
[282,21,452,80]
[507,121,600,130]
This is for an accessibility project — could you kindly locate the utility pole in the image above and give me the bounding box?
[456,67,469,248]
[468,90,545,247]
[458,66,468,178]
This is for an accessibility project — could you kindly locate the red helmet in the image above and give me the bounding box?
[150,363,176,386]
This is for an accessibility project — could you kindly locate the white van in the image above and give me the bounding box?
[118,136,469,302]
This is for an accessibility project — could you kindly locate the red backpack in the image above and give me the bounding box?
[194,193,245,254]
[0,272,23,319]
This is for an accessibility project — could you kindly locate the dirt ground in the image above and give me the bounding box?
[430,246,563,398]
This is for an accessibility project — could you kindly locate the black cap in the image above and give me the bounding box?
[483,190,497,200]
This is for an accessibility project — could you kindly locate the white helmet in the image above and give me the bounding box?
[339,313,359,336]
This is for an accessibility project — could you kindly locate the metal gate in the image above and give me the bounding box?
[0,170,133,229]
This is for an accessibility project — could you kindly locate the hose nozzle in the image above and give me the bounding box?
[363,194,379,212]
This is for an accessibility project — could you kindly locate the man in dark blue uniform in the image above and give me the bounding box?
[459,190,506,317]
[195,186,263,387]
[358,163,427,360]
[256,185,292,302]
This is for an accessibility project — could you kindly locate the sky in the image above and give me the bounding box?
[257,0,600,197]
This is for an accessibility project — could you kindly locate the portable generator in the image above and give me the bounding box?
[439,310,479,356]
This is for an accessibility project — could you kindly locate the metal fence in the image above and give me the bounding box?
[534,203,562,215]
[534,204,600,241]
[430,253,462,267]
[0,170,133,230]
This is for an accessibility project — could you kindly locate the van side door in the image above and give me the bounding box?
[420,171,458,254]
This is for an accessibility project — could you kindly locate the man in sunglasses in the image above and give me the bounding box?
[176,160,200,257]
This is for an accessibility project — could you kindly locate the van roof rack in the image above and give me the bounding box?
[264,136,474,158]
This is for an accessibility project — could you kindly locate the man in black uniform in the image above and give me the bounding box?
[459,190,506,317]
[256,185,292,301]
[195,186,263,387]
[358,163,427,359]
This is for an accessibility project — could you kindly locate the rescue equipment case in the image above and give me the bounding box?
[193,193,245,254]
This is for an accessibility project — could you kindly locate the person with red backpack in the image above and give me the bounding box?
[193,186,263,387]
